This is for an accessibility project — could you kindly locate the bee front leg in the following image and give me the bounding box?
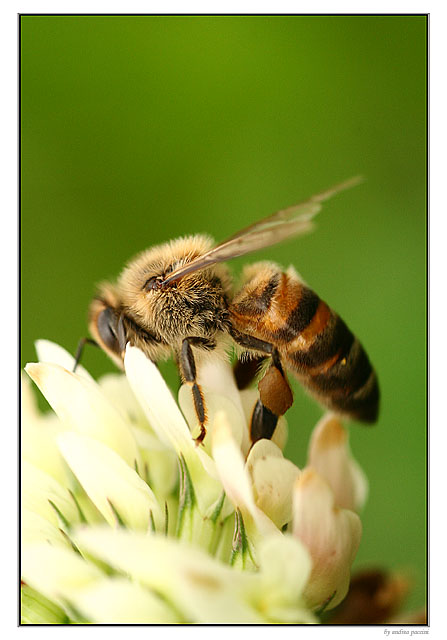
[73,337,99,372]
[180,338,208,446]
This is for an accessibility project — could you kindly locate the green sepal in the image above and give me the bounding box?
[143,461,151,486]
[80,550,123,578]
[107,499,126,528]
[58,528,82,555]
[230,509,250,567]
[149,509,156,533]
[60,598,91,624]
[206,492,227,556]
[68,489,87,524]
[175,455,196,539]
[209,491,226,524]
[48,499,71,530]
[164,501,169,536]
[21,583,70,624]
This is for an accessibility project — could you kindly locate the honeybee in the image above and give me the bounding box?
[84,177,379,444]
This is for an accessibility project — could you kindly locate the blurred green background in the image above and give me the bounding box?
[21,15,427,614]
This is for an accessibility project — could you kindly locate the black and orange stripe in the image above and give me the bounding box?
[230,268,379,423]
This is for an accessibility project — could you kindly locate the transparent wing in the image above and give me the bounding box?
[161,176,363,286]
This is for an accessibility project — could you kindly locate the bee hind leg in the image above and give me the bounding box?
[180,338,208,446]
[229,327,293,443]
[251,351,293,444]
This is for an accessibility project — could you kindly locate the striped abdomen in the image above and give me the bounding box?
[229,264,379,423]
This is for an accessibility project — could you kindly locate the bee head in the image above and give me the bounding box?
[88,290,126,369]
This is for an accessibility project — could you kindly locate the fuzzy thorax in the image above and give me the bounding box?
[116,236,231,344]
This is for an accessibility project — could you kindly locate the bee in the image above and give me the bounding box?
[83,176,379,445]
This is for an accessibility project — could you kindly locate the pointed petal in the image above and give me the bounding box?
[307,414,368,511]
[21,371,39,421]
[98,372,149,427]
[25,362,140,469]
[212,412,278,539]
[123,345,193,451]
[21,377,68,483]
[124,346,222,510]
[178,384,245,450]
[197,356,243,407]
[58,432,162,530]
[198,357,251,454]
[35,339,95,382]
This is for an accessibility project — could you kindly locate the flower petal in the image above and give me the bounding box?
[98,372,149,427]
[70,577,179,624]
[124,345,192,450]
[58,432,162,530]
[292,468,362,609]
[22,373,68,482]
[22,460,79,526]
[246,439,301,528]
[124,345,222,510]
[21,583,70,624]
[198,357,251,453]
[257,533,315,620]
[21,371,39,420]
[35,339,95,382]
[131,426,178,498]
[197,356,243,407]
[22,416,67,483]
[22,508,68,547]
[22,543,103,605]
[211,412,278,539]
[25,362,140,469]
[307,414,368,511]
[75,527,265,624]
[178,384,245,450]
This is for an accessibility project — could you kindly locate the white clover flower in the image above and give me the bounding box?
[306,413,368,512]
[21,340,367,624]
[292,469,362,610]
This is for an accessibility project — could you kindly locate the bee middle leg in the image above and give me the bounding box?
[230,328,293,443]
[180,337,208,445]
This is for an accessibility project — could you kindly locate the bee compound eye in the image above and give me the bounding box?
[96,307,120,353]
[143,275,163,291]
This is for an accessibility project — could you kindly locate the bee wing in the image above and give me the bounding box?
[162,176,363,286]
